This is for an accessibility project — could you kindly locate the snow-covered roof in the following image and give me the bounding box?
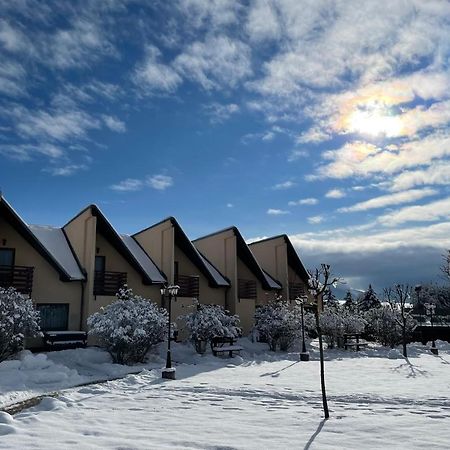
[197,252,230,287]
[120,234,166,284]
[194,226,282,291]
[29,225,85,281]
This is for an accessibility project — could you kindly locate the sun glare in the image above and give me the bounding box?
[346,106,403,138]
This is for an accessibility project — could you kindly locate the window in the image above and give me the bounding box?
[95,255,106,272]
[37,304,69,331]
[0,248,15,266]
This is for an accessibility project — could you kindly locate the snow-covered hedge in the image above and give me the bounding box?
[87,287,167,365]
[180,304,241,346]
[254,301,303,351]
[319,306,366,348]
[0,287,41,362]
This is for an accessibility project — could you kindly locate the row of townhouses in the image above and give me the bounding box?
[0,195,312,343]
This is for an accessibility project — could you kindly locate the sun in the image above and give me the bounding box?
[346,105,403,138]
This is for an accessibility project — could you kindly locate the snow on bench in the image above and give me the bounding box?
[211,337,243,357]
[43,331,87,350]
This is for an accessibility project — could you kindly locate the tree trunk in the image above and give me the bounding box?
[402,320,407,358]
[315,308,330,419]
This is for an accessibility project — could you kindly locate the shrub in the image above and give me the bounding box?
[0,287,41,362]
[365,306,416,348]
[180,304,241,345]
[254,301,302,351]
[87,287,167,365]
[319,306,366,348]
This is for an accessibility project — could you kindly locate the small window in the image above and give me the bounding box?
[95,256,106,272]
[37,304,69,331]
[0,248,15,266]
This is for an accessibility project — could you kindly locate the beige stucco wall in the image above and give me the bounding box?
[194,230,237,313]
[0,216,82,331]
[133,221,174,282]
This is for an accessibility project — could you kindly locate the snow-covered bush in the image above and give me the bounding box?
[87,286,167,365]
[365,305,417,349]
[319,306,366,348]
[0,287,41,362]
[180,304,241,349]
[254,301,302,351]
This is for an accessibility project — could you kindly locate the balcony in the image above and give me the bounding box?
[0,265,34,295]
[289,282,306,300]
[94,270,127,296]
[238,278,257,299]
[175,274,200,298]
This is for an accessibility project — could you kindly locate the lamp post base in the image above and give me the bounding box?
[300,352,310,362]
[162,368,176,380]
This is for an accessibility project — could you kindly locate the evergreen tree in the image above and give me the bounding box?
[323,288,339,309]
[343,291,355,310]
[358,284,381,311]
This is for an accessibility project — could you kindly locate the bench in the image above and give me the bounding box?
[43,331,88,350]
[343,333,368,351]
[211,336,243,357]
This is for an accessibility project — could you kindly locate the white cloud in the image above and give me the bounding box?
[102,115,126,133]
[133,45,182,93]
[44,164,88,176]
[177,0,240,29]
[378,197,450,227]
[226,203,234,208]
[246,0,280,42]
[272,180,296,190]
[308,215,324,224]
[288,198,318,206]
[110,178,143,192]
[325,189,346,199]
[204,103,239,124]
[390,162,450,191]
[287,149,308,162]
[267,208,290,215]
[174,35,252,90]
[146,174,173,190]
[339,188,438,213]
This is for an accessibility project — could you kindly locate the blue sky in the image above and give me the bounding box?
[1,0,450,294]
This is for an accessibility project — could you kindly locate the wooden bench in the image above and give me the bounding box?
[343,333,368,351]
[211,336,243,357]
[43,331,88,350]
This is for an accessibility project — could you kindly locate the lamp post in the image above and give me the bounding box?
[297,296,310,362]
[161,284,180,380]
[424,302,438,355]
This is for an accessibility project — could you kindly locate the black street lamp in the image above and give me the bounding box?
[161,284,180,380]
[297,296,310,362]
[424,302,438,355]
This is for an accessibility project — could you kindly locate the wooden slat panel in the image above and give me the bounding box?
[238,278,257,299]
[176,274,200,298]
[0,265,34,295]
[94,271,127,296]
[289,282,306,300]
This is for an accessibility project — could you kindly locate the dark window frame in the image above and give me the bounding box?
[0,247,16,266]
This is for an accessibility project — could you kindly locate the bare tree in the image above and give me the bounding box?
[441,250,450,282]
[384,284,416,358]
[308,264,341,420]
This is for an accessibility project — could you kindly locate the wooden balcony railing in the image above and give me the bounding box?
[94,270,127,296]
[289,282,306,300]
[0,265,34,295]
[238,278,257,299]
[175,274,200,298]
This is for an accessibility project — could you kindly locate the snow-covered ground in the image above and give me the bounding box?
[1,340,450,449]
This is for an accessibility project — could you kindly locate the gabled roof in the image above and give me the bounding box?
[193,226,282,290]
[133,217,230,288]
[120,234,166,284]
[66,205,166,285]
[0,195,85,281]
[249,234,310,283]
